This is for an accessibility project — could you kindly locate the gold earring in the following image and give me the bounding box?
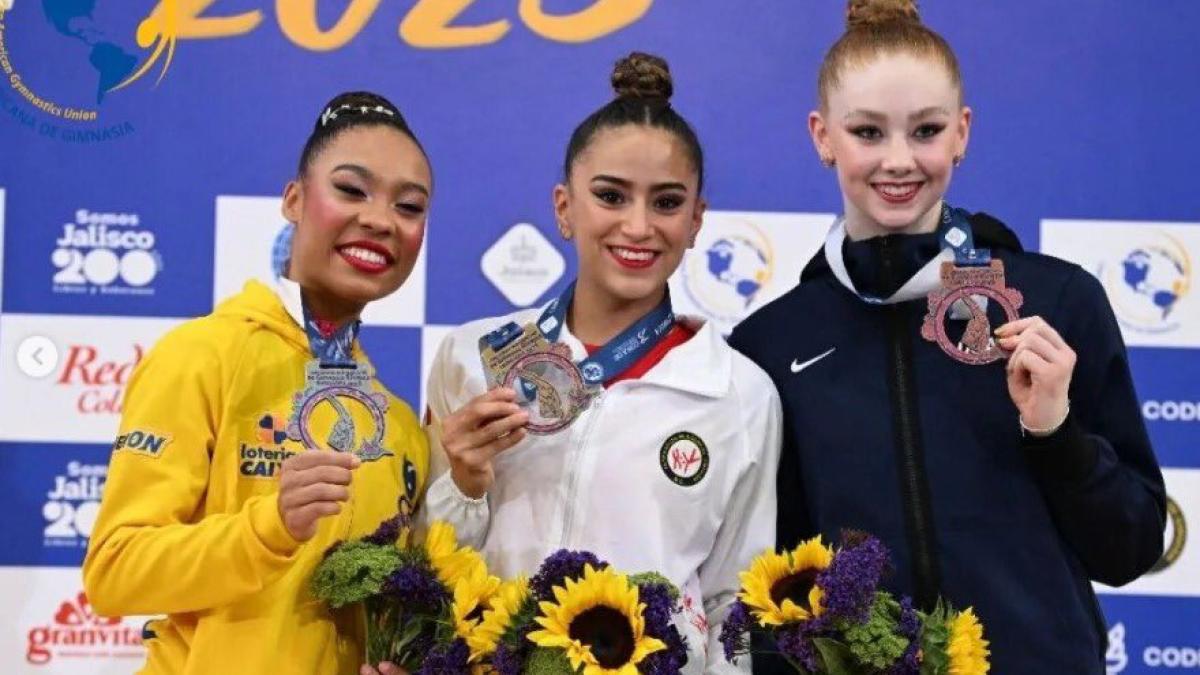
[559,225,573,240]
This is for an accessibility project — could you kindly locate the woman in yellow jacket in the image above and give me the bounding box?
[82,90,433,675]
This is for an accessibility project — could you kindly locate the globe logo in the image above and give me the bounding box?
[680,219,773,330]
[1099,233,1192,334]
[40,1,140,104]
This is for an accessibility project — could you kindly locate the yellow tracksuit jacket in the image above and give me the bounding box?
[82,279,428,674]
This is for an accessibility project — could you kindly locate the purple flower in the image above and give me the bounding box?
[529,550,607,601]
[383,564,450,611]
[364,515,403,546]
[719,601,754,663]
[491,642,525,675]
[415,638,470,675]
[638,583,688,675]
[775,616,833,672]
[816,536,890,624]
[888,597,922,675]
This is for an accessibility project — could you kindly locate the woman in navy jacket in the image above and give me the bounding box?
[730,1,1165,672]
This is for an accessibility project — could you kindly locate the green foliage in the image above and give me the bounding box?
[812,638,857,675]
[500,593,542,647]
[918,602,952,675]
[310,541,401,608]
[629,571,681,602]
[839,594,908,669]
[523,646,580,675]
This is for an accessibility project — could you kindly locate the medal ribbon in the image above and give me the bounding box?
[484,281,675,386]
[301,300,360,367]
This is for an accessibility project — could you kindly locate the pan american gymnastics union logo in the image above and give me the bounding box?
[681,218,774,331]
[1098,232,1192,335]
[0,0,178,141]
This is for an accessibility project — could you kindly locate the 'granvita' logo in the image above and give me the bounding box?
[26,592,143,665]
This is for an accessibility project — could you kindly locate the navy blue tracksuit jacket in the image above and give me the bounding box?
[730,212,1165,674]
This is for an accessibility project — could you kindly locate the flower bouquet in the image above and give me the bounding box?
[719,533,989,675]
[470,550,690,675]
[311,517,495,673]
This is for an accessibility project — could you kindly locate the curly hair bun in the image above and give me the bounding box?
[611,52,673,100]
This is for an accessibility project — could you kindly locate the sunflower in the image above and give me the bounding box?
[452,564,503,641]
[468,576,531,662]
[527,565,666,675]
[738,536,833,626]
[947,608,990,675]
[423,521,487,588]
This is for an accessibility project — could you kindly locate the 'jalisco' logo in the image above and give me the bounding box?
[25,592,143,665]
[56,342,144,414]
[44,461,106,549]
[53,209,162,295]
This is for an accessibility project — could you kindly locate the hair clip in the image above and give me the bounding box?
[319,104,397,128]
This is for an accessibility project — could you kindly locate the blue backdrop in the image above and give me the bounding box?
[1,1,1197,672]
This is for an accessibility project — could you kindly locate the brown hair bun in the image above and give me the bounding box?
[846,0,921,29]
[611,52,673,100]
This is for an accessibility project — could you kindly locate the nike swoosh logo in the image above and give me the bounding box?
[790,347,836,374]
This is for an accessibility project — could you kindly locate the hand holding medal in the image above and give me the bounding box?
[277,450,361,542]
[996,316,1076,435]
[439,387,529,499]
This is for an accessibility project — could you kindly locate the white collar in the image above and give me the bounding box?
[273,275,307,328]
[824,215,952,305]
[823,217,987,318]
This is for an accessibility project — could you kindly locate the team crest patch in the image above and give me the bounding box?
[660,432,709,487]
[112,429,172,458]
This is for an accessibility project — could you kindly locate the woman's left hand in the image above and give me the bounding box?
[360,662,406,675]
[995,316,1076,435]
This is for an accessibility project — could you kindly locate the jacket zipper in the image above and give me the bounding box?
[879,236,942,610]
[559,392,606,547]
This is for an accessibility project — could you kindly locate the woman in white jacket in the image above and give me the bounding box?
[421,53,781,675]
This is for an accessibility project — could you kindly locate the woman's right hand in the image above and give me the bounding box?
[276,450,360,541]
[440,387,529,499]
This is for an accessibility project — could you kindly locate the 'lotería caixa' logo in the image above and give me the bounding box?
[25,591,143,665]
[52,208,162,296]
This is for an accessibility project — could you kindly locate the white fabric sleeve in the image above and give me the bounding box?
[417,331,491,549]
[698,377,782,675]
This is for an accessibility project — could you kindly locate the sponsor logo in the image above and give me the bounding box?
[659,431,709,487]
[257,413,288,445]
[56,342,144,415]
[112,429,170,458]
[52,209,163,296]
[43,461,106,549]
[1107,622,1127,674]
[1144,400,1200,423]
[480,223,565,307]
[239,444,298,479]
[25,592,143,665]
[681,217,774,330]
[1144,645,1200,668]
[1149,496,1187,574]
[1096,232,1192,335]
